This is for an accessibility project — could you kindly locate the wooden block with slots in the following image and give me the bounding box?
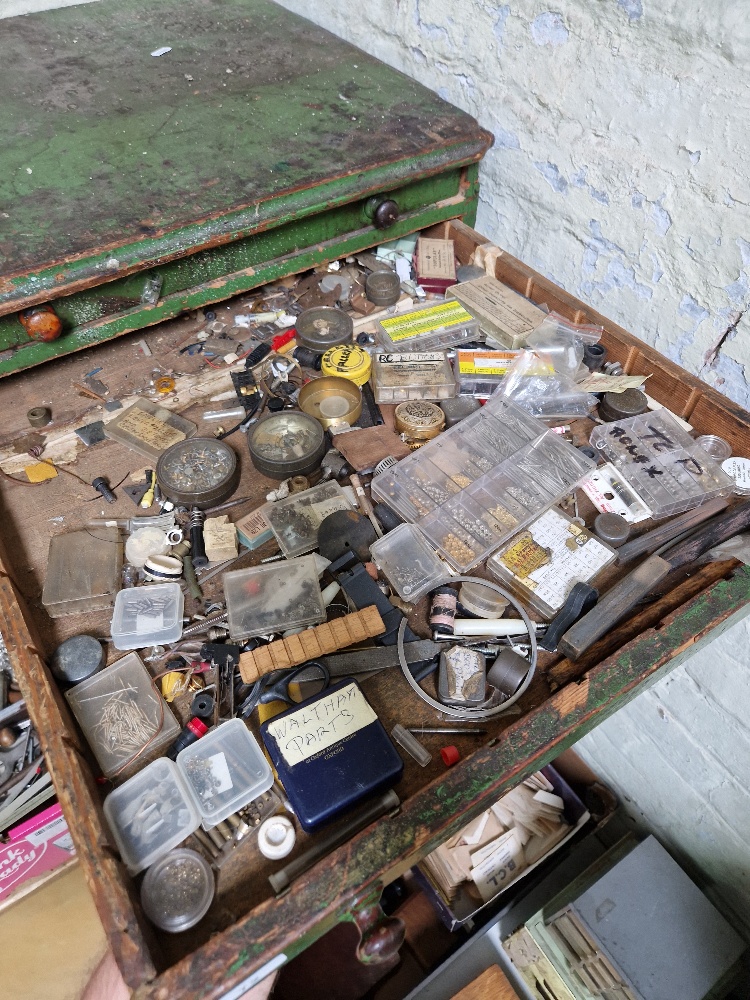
[239,606,386,683]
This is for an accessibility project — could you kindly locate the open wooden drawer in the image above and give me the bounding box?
[1,219,749,999]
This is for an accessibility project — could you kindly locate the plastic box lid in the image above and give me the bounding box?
[110,583,184,650]
[103,757,201,874]
[224,555,326,640]
[104,397,197,463]
[487,507,617,619]
[589,409,735,519]
[371,351,456,403]
[265,481,353,558]
[177,719,274,827]
[66,652,180,779]
[370,523,451,601]
[376,300,479,353]
[41,526,122,618]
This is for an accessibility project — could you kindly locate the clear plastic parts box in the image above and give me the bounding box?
[265,481,353,558]
[372,351,456,403]
[66,652,180,779]
[487,507,617,619]
[589,409,735,518]
[454,349,519,398]
[103,757,200,874]
[176,719,274,828]
[224,555,326,640]
[370,523,451,601]
[111,583,184,650]
[371,396,596,572]
[42,526,122,618]
[376,300,479,353]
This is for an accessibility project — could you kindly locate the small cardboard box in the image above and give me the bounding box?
[0,804,76,906]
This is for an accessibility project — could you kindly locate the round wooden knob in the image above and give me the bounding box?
[19,304,63,342]
[371,199,399,230]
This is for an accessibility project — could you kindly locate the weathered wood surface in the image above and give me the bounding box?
[0,217,748,998]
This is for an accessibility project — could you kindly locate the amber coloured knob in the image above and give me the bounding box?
[19,304,63,342]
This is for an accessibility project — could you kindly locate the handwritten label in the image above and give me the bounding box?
[266,682,376,767]
[115,408,186,450]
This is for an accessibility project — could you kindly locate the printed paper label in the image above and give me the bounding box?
[266,682,377,767]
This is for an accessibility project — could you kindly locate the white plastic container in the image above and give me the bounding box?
[111,583,184,650]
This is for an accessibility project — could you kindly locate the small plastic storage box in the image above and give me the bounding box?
[104,397,197,462]
[589,409,735,518]
[487,507,617,618]
[372,395,596,572]
[66,652,180,779]
[376,300,479,353]
[176,719,274,828]
[110,582,184,650]
[265,481,353,558]
[103,757,200,874]
[371,351,456,403]
[370,523,451,601]
[454,349,520,398]
[42,526,122,618]
[224,555,326,640]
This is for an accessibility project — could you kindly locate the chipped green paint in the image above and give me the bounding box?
[135,567,750,1000]
[0,0,491,373]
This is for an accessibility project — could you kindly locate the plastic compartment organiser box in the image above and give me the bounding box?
[265,481,353,558]
[224,555,326,641]
[176,719,274,828]
[110,582,184,650]
[376,301,479,354]
[487,507,617,619]
[103,757,201,874]
[372,395,596,572]
[66,652,180,779]
[589,409,735,518]
[371,352,457,403]
[370,523,452,601]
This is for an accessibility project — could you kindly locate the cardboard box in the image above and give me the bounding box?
[0,804,76,905]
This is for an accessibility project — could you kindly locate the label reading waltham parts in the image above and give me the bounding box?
[265,682,377,767]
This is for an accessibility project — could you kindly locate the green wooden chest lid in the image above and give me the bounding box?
[0,0,492,314]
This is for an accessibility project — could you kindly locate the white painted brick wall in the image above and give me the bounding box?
[276,0,750,934]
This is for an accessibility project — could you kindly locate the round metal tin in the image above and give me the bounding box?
[320,343,372,385]
[298,376,362,430]
[394,400,445,441]
[156,438,240,509]
[295,306,353,353]
[247,411,326,480]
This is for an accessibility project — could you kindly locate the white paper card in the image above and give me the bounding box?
[266,682,377,767]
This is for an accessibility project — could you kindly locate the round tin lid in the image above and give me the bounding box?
[321,343,372,385]
[140,848,215,933]
[394,400,445,440]
[296,307,353,353]
[365,269,401,307]
[721,456,750,495]
[247,411,326,479]
[156,438,239,508]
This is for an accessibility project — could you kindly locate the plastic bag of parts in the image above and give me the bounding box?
[495,350,597,420]
[526,312,603,376]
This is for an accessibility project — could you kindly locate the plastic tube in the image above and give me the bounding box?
[202,408,246,422]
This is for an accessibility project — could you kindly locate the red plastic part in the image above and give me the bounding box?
[440,745,460,767]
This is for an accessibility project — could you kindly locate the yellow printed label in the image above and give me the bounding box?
[457,350,518,376]
[500,532,551,578]
[380,301,474,343]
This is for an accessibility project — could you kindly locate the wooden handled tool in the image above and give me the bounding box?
[239,605,385,683]
[559,499,750,660]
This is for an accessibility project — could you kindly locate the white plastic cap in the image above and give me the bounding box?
[257,815,296,860]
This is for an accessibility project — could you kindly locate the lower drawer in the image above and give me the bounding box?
[2,219,750,999]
